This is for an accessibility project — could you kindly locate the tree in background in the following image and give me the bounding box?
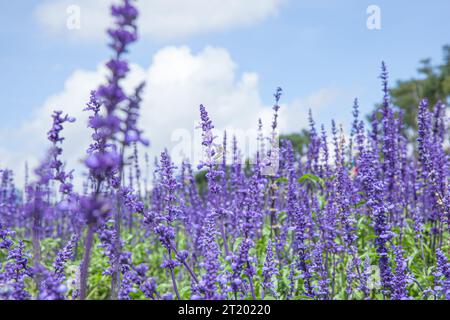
[280,130,310,156]
[389,45,450,131]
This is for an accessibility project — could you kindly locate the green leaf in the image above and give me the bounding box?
[298,173,324,188]
[275,177,289,184]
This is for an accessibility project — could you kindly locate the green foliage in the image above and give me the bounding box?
[194,170,207,195]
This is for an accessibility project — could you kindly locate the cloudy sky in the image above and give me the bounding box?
[0,0,449,185]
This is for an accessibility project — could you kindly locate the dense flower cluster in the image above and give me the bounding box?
[0,0,449,300]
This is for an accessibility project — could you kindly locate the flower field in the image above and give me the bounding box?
[0,0,449,300]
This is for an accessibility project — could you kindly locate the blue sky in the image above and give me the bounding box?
[0,0,449,182]
[1,0,449,129]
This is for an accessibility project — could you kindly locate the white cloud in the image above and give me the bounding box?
[279,87,341,132]
[0,46,338,189]
[35,0,283,41]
